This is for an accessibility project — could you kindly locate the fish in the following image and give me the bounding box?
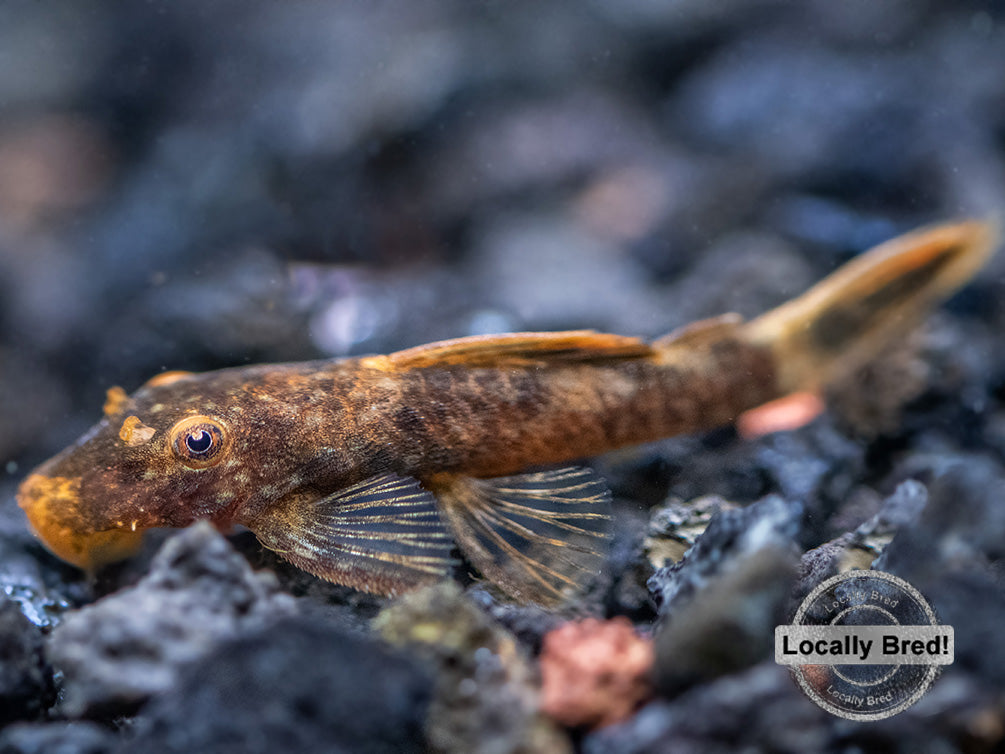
[16,220,997,605]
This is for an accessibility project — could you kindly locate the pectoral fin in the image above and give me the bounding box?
[429,466,612,606]
[246,474,457,596]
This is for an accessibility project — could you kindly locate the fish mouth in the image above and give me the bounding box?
[16,472,144,571]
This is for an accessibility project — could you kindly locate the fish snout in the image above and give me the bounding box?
[16,472,144,571]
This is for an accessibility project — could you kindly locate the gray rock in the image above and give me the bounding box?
[791,532,859,611]
[48,522,296,717]
[792,480,931,608]
[882,459,1005,570]
[0,722,116,754]
[879,462,1005,687]
[858,479,928,541]
[587,664,1005,754]
[0,599,55,724]
[653,546,797,696]
[754,418,865,522]
[645,495,738,572]
[376,582,570,754]
[0,495,87,632]
[585,663,830,754]
[467,587,564,656]
[124,617,432,754]
[849,478,929,562]
[647,495,802,615]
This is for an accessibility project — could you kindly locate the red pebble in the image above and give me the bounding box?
[539,616,653,729]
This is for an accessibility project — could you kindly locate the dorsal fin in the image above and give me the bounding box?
[368,331,654,371]
[652,314,744,349]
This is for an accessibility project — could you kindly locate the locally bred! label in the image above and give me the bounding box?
[777,625,953,665]
[776,570,953,721]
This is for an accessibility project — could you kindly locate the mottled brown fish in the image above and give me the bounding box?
[17,220,997,605]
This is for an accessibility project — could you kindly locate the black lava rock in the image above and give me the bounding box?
[0,722,117,754]
[585,662,1005,754]
[0,493,89,632]
[753,417,866,534]
[584,663,830,754]
[376,582,569,753]
[0,599,54,725]
[123,618,433,754]
[647,495,802,615]
[653,546,797,697]
[48,523,296,718]
[879,461,1005,687]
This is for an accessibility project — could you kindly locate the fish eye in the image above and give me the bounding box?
[186,430,213,454]
[169,415,229,469]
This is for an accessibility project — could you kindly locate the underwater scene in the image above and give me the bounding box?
[1,2,1004,752]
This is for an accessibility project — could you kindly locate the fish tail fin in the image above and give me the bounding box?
[742,219,998,393]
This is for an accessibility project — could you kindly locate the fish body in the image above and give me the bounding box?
[17,220,997,604]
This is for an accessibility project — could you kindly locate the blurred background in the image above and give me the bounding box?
[2,0,1004,489]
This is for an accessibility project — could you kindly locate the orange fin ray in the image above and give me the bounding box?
[379,331,653,370]
[431,466,612,607]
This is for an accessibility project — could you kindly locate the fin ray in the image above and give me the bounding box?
[246,473,457,596]
[464,502,581,589]
[432,466,612,606]
[381,331,653,370]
